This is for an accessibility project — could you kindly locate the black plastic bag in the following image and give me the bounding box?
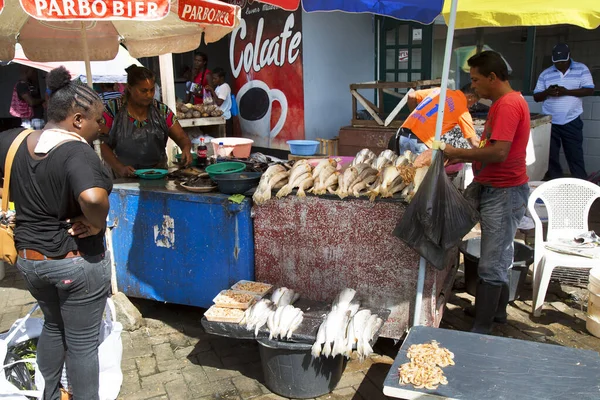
[393,151,479,270]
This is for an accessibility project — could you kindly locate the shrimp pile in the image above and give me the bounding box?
[398,341,454,390]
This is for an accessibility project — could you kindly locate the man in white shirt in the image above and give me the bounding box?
[533,43,595,180]
[205,67,233,136]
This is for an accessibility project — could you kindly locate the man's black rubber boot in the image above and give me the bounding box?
[471,281,503,334]
[465,283,509,324]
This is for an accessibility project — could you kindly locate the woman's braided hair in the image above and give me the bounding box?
[46,66,102,122]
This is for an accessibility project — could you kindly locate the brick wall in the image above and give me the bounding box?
[525,95,600,175]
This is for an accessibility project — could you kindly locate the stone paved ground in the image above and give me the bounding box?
[2,261,600,400]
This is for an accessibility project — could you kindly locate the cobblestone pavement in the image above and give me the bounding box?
[0,265,397,400]
[2,261,600,400]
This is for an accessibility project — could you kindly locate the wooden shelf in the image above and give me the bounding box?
[179,117,225,128]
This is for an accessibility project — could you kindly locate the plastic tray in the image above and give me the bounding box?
[231,280,273,297]
[213,290,259,309]
[204,306,245,324]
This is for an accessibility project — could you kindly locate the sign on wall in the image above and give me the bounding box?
[19,0,170,20]
[229,1,304,148]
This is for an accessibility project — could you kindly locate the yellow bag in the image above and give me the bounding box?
[1,130,33,264]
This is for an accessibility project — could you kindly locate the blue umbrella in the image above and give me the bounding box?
[302,0,443,24]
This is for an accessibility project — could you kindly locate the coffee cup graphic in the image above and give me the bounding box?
[236,80,288,148]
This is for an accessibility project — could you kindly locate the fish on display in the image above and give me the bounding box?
[252,164,288,205]
[276,162,313,198]
[241,299,276,337]
[371,150,398,171]
[351,149,377,167]
[310,165,338,195]
[336,166,358,199]
[348,166,378,197]
[312,159,338,180]
[296,176,315,197]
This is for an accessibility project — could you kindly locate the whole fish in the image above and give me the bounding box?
[312,158,338,180]
[389,175,407,196]
[277,169,312,198]
[379,166,402,198]
[296,176,314,198]
[351,173,378,197]
[349,165,377,188]
[312,168,339,195]
[367,173,384,202]
[311,320,327,358]
[350,310,372,358]
[286,309,304,339]
[253,164,287,205]
[336,167,358,199]
[351,149,376,166]
[359,315,383,360]
[270,287,287,305]
[332,288,357,310]
[310,165,336,195]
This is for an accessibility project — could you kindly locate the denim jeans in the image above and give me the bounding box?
[399,135,429,155]
[16,254,111,400]
[478,184,529,286]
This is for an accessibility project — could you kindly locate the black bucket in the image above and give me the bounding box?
[460,238,534,302]
[257,338,346,399]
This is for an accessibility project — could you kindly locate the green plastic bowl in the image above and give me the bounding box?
[205,162,246,178]
[134,169,168,180]
[175,153,198,166]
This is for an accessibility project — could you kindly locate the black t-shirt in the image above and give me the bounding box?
[0,128,113,256]
[15,81,44,119]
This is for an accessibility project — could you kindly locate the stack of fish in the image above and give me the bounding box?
[311,288,384,361]
[251,148,430,205]
[240,287,303,340]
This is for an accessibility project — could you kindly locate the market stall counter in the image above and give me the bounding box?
[107,178,254,307]
[252,193,458,340]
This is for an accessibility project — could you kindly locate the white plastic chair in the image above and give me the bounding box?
[528,178,600,317]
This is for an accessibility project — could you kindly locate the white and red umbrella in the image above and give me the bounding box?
[0,0,241,63]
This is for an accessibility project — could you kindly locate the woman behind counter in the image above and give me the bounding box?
[0,66,112,400]
[100,65,192,178]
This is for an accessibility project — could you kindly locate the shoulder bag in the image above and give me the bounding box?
[1,130,33,264]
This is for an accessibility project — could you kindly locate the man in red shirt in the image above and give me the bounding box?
[444,51,530,334]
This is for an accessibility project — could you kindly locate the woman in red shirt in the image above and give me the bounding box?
[185,52,211,105]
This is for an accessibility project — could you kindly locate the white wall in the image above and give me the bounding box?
[525,95,600,174]
[302,11,375,141]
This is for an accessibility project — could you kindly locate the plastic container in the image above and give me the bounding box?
[211,138,254,159]
[460,238,534,301]
[287,140,320,156]
[258,338,345,399]
[205,162,246,179]
[211,172,262,195]
[586,267,600,338]
[175,152,198,166]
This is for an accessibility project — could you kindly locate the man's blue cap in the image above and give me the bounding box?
[552,43,570,63]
